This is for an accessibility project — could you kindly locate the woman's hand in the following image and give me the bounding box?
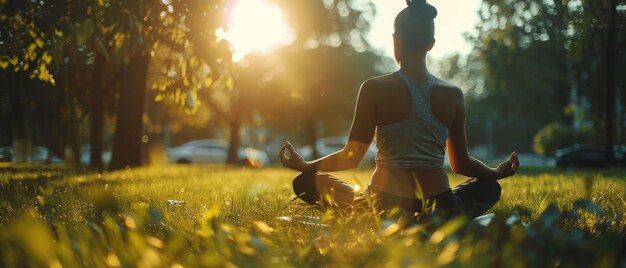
[495,151,520,179]
[279,141,308,172]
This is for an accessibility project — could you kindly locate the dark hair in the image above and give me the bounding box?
[394,0,438,50]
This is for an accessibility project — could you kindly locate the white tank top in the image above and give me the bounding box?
[375,70,449,169]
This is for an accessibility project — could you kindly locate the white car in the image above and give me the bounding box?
[315,136,377,167]
[166,139,269,167]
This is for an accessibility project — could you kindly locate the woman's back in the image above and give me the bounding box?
[368,71,461,131]
[367,70,464,198]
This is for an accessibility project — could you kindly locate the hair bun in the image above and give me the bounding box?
[406,0,438,19]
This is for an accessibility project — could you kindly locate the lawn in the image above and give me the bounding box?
[0,165,624,267]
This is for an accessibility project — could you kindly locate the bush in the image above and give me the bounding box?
[533,122,594,156]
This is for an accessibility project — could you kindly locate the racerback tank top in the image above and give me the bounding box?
[375,70,449,168]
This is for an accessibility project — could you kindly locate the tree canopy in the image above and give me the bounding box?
[0,0,384,167]
[451,0,626,155]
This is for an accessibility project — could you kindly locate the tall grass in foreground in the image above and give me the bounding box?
[0,165,624,267]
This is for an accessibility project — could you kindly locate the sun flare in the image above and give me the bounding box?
[222,0,294,62]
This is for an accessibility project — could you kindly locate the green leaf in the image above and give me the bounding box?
[36,195,45,205]
[430,216,466,244]
[76,18,94,46]
[41,52,52,64]
[539,204,561,228]
[154,93,165,102]
[0,58,8,69]
[93,35,109,59]
[9,56,18,66]
[204,76,213,87]
[35,38,43,48]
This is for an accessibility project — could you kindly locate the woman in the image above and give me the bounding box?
[279,0,519,219]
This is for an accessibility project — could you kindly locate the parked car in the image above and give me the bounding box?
[0,147,12,162]
[166,139,269,167]
[0,146,63,163]
[32,146,49,162]
[516,153,556,167]
[79,145,112,165]
[315,136,377,167]
[555,144,623,168]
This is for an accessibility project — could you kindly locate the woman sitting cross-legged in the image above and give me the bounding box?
[279,0,519,220]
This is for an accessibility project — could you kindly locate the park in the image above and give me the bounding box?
[1,0,625,267]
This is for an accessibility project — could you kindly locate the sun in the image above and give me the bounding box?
[222,0,294,62]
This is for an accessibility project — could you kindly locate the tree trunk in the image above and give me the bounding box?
[89,53,105,170]
[305,114,319,159]
[227,82,246,165]
[109,54,150,170]
[227,115,242,165]
[89,103,104,168]
[9,74,32,162]
[605,0,617,161]
[68,103,81,166]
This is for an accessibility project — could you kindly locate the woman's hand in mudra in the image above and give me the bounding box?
[495,151,520,179]
[279,141,308,172]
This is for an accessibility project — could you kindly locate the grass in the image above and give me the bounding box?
[0,165,625,267]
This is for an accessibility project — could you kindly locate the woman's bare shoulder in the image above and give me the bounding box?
[365,73,398,83]
[362,73,402,91]
[431,76,464,100]
[431,76,462,92]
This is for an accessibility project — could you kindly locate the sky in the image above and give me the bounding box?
[368,0,483,60]
[222,0,484,62]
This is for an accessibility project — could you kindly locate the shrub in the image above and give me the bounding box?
[533,122,594,156]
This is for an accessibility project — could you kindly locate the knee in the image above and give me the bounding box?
[292,172,355,208]
[483,179,501,204]
[292,172,319,205]
[292,171,319,191]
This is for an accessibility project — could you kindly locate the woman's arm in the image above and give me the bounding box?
[446,88,519,180]
[280,81,377,172]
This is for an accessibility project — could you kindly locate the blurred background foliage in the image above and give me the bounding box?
[533,122,595,156]
[0,0,625,169]
[451,0,626,156]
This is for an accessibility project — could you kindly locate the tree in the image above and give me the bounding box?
[2,0,384,169]
[110,0,230,169]
[1,0,234,169]
[197,0,382,164]
[463,0,626,154]
[263,0,380,158]
[0,0,83,163]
